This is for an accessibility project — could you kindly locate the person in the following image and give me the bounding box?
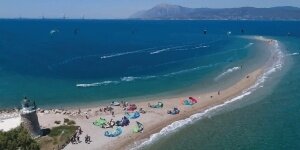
[71,136,75,144]
[87,135,91,144]
[85,135,89,143]
[112,111,115,117]
[79,127,82,135]
[218,90,220,95]
[77,136,80,143]
[139,108,146,114]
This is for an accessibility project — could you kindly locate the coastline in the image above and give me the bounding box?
[0,36,283,150]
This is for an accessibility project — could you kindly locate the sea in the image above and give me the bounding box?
[1,20,300,149]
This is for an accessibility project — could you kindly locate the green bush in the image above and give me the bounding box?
[0,126,39,150]
[48,125,78,137]
[63,118,76,126]
[63,118,69,124]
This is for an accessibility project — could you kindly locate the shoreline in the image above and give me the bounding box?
[0,36,283,150]
[115,68,263,150]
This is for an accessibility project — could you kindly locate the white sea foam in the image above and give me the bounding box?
[120,76,156,82]
[150,48,171,55]
[131,37,284,150]
[76,80,119,87]
[189,45,210,50]
[163,64,215,77]
[214,66,241,81]
[100,50,143,59]
[149,44,200,55]
[286,52,299,56]
[76,64,217,88]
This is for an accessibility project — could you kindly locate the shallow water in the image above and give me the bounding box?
[138,36,300,150]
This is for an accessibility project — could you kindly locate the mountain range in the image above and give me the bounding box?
[130,4,300,20]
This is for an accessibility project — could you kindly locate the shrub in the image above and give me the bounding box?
[54,120,61,124]
[0,126,39,150]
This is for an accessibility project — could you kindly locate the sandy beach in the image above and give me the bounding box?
[0,36,281,150]
[36,68,261,150]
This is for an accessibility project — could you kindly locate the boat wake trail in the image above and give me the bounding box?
[100,50,144,59]
[149,45,197,55]
[130,37,284,150]
[120,76,157,82]
[76,81,120,87]
[163,64,218,77]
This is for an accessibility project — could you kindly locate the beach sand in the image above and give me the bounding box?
[37,68,261,150]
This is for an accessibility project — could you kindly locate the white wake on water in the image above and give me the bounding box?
[76,81,120,87]
[100,50,144,59]
[214,66,241,81]
[76,63,219,87]
[149,43,209,55]
[286,52,299,56]
[120,76,157,82]
[130,37,284,150]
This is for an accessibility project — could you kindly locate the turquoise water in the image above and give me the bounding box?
[0,20,275,108]
[140,37,300,150]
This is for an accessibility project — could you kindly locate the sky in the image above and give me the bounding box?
[1,0,300,19]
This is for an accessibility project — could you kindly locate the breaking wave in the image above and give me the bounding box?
[131,37,284,150]
[214,66,241,81]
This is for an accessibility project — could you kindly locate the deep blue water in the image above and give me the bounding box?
[0,20,279,108]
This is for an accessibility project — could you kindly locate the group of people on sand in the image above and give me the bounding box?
[70,127,83,144]
[70,127,92,145]
[102,119,116,128]
[98,106,115,117]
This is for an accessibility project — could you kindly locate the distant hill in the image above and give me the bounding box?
[130,4,300,20]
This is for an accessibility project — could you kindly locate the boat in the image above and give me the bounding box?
[111,101,120,106]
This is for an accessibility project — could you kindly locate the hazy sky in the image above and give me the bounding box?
[1,0,300,19]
